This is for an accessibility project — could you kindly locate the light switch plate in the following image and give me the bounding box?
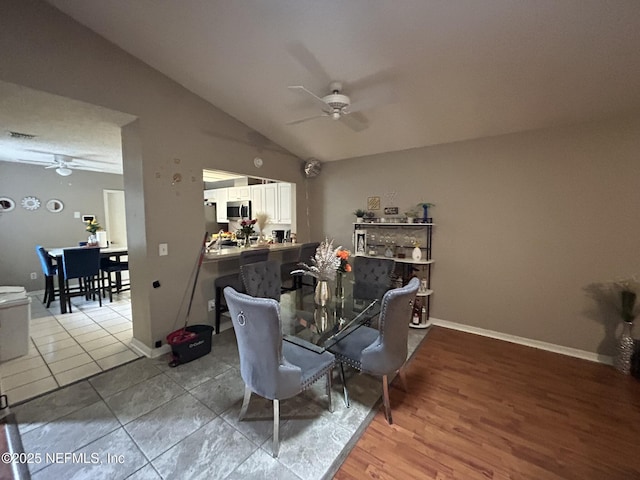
[74,211,81,219]
[159,243,168,256]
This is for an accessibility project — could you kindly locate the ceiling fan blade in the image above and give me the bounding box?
[285,43,332,86]
[340,112,369,132]
[286,113,329,126]
[44,164,59,169]
[287,85,328,110]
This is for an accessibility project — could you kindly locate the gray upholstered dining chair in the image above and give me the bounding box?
[241,259,282,301]
[224,286,335,457]
[213,248,269,333]
[328,276,419,424]
[352,256,396,300]
[280,241,320,292]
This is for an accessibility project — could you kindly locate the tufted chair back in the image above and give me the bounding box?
[353,256,396,300]
[241,260,282,301]
[360,277,420,375]
[239,248,270,267]
[224,287,302,400]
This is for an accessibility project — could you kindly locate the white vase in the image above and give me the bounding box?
[412,246,422,261]
[356,217,364,223]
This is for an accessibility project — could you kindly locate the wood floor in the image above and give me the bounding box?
[335,326,640,480]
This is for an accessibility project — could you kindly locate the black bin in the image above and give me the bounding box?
[167,325,214,366]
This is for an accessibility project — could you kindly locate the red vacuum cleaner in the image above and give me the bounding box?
[167,232,214,367]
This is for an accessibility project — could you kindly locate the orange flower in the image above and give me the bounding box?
[337,249,350,260]
[345,263,352,272]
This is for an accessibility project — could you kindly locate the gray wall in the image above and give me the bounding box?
[312,113,640,357]
[0,161,123,287]
[1,0,306,349]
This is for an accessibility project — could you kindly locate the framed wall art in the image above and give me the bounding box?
[367,196,380,211]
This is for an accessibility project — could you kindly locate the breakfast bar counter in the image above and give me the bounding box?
[203,243,300,262]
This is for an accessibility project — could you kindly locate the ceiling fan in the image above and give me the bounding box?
[286,81,371,132]
[43,154,91,176]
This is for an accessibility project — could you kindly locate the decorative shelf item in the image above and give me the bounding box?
[46,199,64,213]
[0,197,16,212]
[21,196,41,211]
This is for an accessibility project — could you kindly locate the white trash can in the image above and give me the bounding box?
[0,287,31,362]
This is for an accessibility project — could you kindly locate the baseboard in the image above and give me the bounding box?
[129,338,172,359]
[431,318,614,365]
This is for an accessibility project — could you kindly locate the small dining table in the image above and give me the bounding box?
[47,246,128,314]
[279,272,383,354]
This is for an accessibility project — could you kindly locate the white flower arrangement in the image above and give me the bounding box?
[292,238,342,282]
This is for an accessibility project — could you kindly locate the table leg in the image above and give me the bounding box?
[57,259,67,314]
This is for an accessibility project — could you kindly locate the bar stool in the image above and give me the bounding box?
[100,257,130,302]
[280,242,319,292]
[213,248,269,334]
[61,247,102,313]
[35,245,57,308]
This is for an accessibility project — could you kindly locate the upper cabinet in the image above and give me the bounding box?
[227,186,250,201]
[277,183,292,224]
[205,183,292,224]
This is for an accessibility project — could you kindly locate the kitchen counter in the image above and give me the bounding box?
[203,243,300,262]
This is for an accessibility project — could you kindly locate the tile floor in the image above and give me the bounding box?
[9,319,429,479]
[0,290,141,405]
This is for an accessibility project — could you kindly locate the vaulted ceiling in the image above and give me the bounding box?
[4,1,640,174]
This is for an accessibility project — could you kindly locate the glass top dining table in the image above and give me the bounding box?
[279,272,383,353]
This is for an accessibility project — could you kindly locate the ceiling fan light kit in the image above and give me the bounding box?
[56,166,73,176]
[286,81,368,131]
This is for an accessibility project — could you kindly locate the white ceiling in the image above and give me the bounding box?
[0,81,134,174]
[6,1,640,173]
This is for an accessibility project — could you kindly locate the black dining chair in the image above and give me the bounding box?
[280,242,320,292]
[100,257,130,302]
[224,286,335,457]
[61,247,102,313]
[328,277,420,424]
[35,245,57,308]
[213,248,269,334]
[241,260,282,301]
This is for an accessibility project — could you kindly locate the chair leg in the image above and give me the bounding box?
[382,374,393,425]
[272,399,280,458]
[326,370,333,413]
[238,385,251,421]
[397,367,408,393]
[338,362,350,408]
[215,287,222,334]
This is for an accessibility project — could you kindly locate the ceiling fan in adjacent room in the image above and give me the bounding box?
[286,81,372,132]
[44,154,81,176]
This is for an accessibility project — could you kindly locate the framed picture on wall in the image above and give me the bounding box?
[82,214,95,222]
[367,196,381,210]
[354,230,367,256]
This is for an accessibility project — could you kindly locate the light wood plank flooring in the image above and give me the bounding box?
[335,326,640,480]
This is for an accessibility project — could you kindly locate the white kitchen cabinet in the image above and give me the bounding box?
[277,183,292,224]
[215,188,228,222]
[204,189,217,202]
[227,186,250,201]
[250,184,265,215]
[263,183,278,221]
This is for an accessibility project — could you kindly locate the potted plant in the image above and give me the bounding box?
[353,209,366,223]
[417,202,435,222]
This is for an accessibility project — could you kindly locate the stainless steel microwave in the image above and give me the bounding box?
[227,200,251,219]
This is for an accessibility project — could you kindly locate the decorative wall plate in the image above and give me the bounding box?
[21,196,41,211]
[46,199,64,213]
[0,197,16,212]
